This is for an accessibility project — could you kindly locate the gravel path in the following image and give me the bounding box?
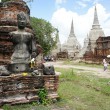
[44,61,110,78]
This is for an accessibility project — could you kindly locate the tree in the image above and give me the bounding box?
[31,17,57,55]
[2,0,11,2]
[2,0,33,2]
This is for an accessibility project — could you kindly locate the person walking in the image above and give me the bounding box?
[103,58,108,71]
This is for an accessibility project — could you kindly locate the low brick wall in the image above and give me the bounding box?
[0,75,59,105]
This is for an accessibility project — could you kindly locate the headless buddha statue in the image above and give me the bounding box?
[8,12,36,73]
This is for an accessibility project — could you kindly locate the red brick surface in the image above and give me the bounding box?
[0,0,33,65]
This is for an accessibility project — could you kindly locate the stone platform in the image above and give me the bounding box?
[0,74,59,106]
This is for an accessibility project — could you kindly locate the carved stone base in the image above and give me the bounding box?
[7,63,30,73]
[0,74,59,106]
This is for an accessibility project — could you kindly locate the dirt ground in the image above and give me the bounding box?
[44,61,110,78]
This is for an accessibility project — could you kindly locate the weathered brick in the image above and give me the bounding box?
[0,0,33,65]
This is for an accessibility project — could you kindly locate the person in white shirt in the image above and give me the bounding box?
[103,58,108,71]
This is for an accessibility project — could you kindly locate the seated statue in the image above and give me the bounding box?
[8,12,36,73]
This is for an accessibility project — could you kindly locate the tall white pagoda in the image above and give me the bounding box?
[88,5,105,52]
[77,5,105,58]
[65,19,81,58]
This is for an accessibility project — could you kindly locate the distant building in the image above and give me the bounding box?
[77,5,105,58]
[88,6,105,52]
[94,36,110,62]
[83,39,94,61]
[62,19,81,58]
[77,34,89,58]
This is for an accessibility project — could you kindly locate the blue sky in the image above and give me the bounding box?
[27,0,110,46]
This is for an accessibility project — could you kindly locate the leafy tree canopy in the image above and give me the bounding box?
[1,0,33,2]
[31,17,58,55]
[2,0,11,2]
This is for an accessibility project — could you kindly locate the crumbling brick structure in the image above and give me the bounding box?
[0,0,33,65]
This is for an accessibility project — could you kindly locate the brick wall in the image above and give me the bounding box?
[0,75,59,105]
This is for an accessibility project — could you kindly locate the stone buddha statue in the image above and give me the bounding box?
[8,12,36,73]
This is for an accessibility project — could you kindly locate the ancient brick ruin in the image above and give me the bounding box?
[0,0,59,106]
[0,75,59,105]
[0,0,33,65]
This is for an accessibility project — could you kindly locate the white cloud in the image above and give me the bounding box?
[82,0,91,2]
[76,1,87,8]
[55,0,67,4]
[82,0,101,3]
[93,0,101,4]
[55,0,67,9]
[51,4,110,47]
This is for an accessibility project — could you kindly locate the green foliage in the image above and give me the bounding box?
[2,103,51,110]
[31,102,38,106]
[38,88,51,105]
[30,17,57,55]
[55,67,110,110]
[1,0,33,2]
[63,60,103,68]
[2,0,6,2]
[2,0,12,2]
[59,68,76,81]
[2,104,11,110]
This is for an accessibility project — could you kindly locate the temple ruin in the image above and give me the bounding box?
[0,0,33,65]
[62,19,81,58]
[0,0,59,106]
[77,5,105,59]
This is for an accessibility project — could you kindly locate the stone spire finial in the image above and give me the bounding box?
[69,19,75,37]
[87,33,88,36]
[88,38,91,50]
[56,29,60,42]
[92,5,100,29]
[57,35,60,44]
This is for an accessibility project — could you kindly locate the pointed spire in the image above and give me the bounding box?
[69,19,75,37]
[57,34,60,45]
[56,29,60,43]
[87,38,92,51]
[92,5,100,28]
[57,35,60,42]
[87,33,89,38]
[70,19,74,34]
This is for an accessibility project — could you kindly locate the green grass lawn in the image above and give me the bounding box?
[2,67,110,110]
[56,68,110,110]
[62,60,104,68]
